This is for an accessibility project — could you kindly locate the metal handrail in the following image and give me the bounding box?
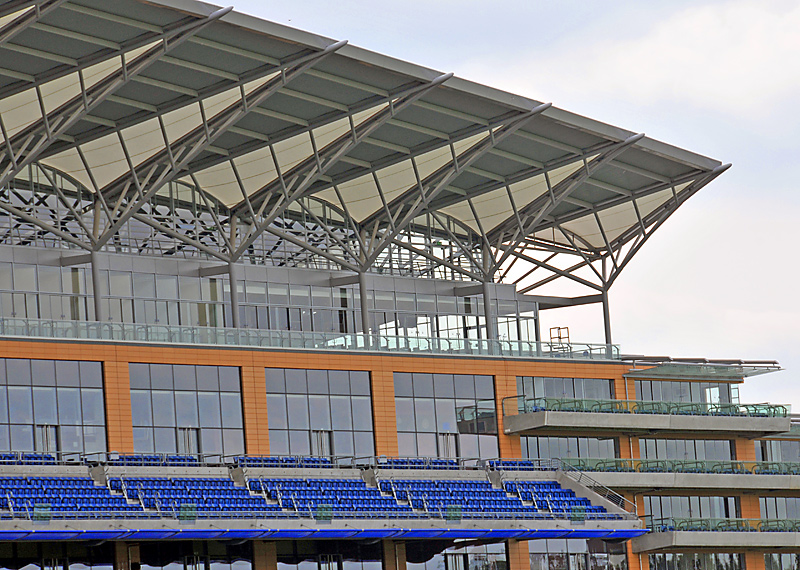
[501,395,788,418]
[646,517,800,532]
[556,460,638,516]
[0,316,620,361]
[560,457,800,475]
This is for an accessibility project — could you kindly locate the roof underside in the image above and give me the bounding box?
[0,0,727,294]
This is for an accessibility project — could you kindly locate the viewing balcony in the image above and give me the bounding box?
[632,518,800,552]
[0,317,619,361]
[558,458,800,493]
[502,396,790,437]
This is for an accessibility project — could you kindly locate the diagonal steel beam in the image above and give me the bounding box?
[0,8,219,101]
[358,103,552,270]
[488,133,644,272]
[605,164,730,288]
[228,72,455,261]
[0,6,233,190]
[0,0,67,47]
[92,39,348,250]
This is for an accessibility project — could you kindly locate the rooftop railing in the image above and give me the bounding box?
[502,396,788,418]
[0,317,619,361]
[646,517,800,532]
[561,457,800,475]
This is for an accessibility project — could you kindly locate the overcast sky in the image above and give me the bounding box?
[233,0,798,406]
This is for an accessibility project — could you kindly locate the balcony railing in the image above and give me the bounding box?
[0,317,619,360]
[502,396,787,418]
[561,457,800,475]
[647,517,800,532]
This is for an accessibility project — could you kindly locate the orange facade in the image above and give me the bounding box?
[0,337,778,570]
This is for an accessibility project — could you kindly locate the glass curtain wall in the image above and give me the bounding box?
[650,553,742,570]
[634,380,735,404]
[0,358,105,455]
[755,440,800,462]
[638,438,735,461]
[761,497,800,520]
[521,436,618,460]
[394,373,498,459]
[642,495,740,521]
[528,539,628,570]
[517,377,614,400]
[130,364,244,459]
[766,554,800,570]
[265,369,374,457]
[0,258,538,340]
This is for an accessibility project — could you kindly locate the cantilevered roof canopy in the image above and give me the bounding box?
[0,0,728,295]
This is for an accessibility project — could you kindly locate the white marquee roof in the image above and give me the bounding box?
[0,0,728,293]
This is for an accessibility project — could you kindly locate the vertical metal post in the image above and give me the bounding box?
[358,272,370,339]
[482,280,496,341]
[533,304,542,356]
[228,262,241,329]
[602,290,612,358]
[90,250,104,322]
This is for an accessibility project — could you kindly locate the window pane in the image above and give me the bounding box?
[306,370,328,394]
[220,393,243,429]
[129,364,151,389]
[329,371,350,395]
[309,395,332,430]
[150,364,174,389]
[198,392,222,428]
[131,391,153,427]
[196,366,219,391]
[81,389,104,426]
[265,369,285,393]
[222,429,244,456]
[31,360,56,386]
[394,373,413,397]
[9,424,33,451]
[266,395,288,429]
[8,386,33,423]
[151,391,175,426]
[83,426,106,454]
[154,427,177,453]
[0,386,7,423]
[330,396,353,430]
[414,399,436,432]
[60,425,82,453]
[6,360,31,385]
[351,396,373,431]
[201,428,223,456]
[395,398,415,431]
[32,387,58,425]
[57,387,82,425]
[175,392,199,427]
[173,365,196,390]
[269,430,289,455]
[219,368,240,392]
[350,372,370,395]
[286,395,309,429]
[285,369,307,393]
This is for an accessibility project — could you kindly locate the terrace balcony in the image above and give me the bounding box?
[632,518,800,553]
[0,316,618,361]
[501,396,790,438]
[558,458,800,494]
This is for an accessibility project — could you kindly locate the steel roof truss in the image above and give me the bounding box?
[93,39,347,250]
[228,73,454,260]
[0,0,67,47]
[490,133,644,272]
[0,7,232,190]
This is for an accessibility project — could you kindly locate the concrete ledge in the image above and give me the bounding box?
[504,411,790,437]
[632,531,800,553]
[587,471,800,493]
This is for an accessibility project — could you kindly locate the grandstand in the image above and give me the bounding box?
[0,1,791,570]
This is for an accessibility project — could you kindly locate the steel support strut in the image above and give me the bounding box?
[92,39,348,250]
[0,0,68,47]
[228,72,455,263]
[0,6,234,191]
[360,102,553,269]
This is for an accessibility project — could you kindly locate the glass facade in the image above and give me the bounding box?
[761,497,800,520]
[517,377,614,400]
[766,554,800,570]
[394,373,498,459]
[275,540,381,570]
[639,438,735,461]
[265,369,374,457]
[649,553,742,570]
[528,539,627,570]
[521,436,618,459]
[0,260,537,340]
[643,495,740,521]
[0,358,105,455]
[407,544,506,570]
[130,364,244,458]
[755,439,800,462]
[634,380,735,404]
